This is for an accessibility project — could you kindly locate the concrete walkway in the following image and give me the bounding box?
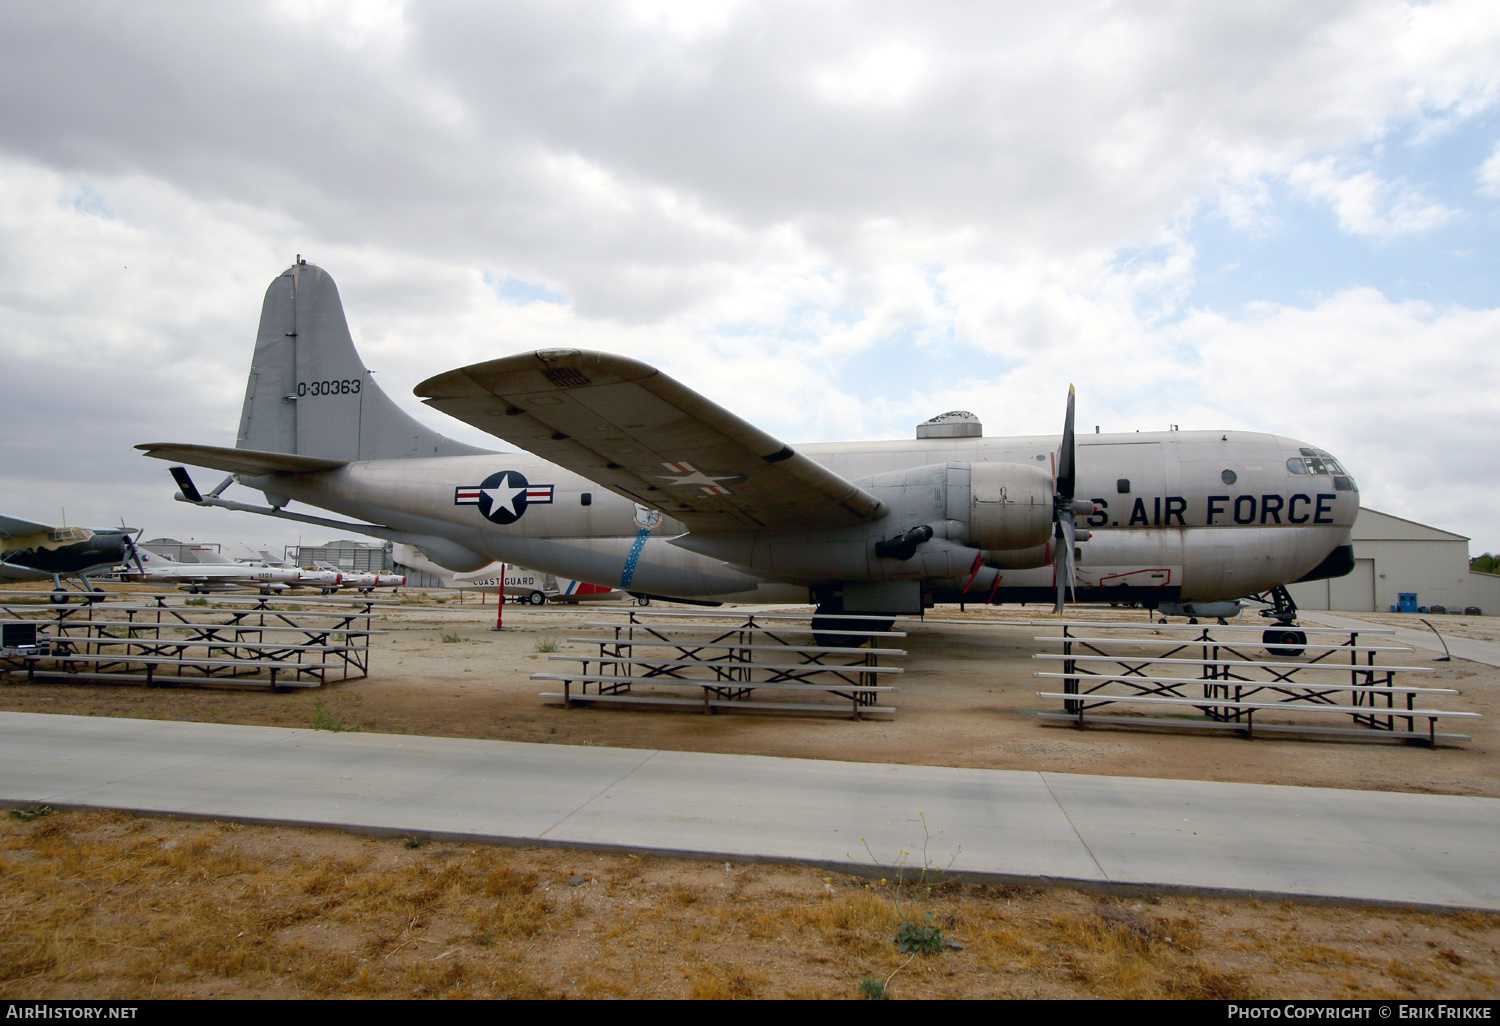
[1300,611,1500,669]
[2,712,1497,910]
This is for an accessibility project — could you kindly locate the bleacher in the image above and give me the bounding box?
[0,592,384,689]
[534,609,904,718]
[1032,620,1478,745]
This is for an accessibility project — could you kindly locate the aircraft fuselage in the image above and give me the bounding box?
[238,427,1355,607]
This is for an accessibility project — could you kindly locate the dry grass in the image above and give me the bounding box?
[2,810,1498,1000]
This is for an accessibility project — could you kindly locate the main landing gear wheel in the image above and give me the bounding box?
[636,596,651,607]
[527,590,546,606]
[49,591,68,605]
[811,599,894,649]
[1263,628,1307,659]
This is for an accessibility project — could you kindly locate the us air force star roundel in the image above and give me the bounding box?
[455,471,554,525]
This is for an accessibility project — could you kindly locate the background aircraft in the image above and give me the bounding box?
[256,552,342,592]
[139,263,1356,626]
[393,543,619,605]
[1,514,141,598]
[122,546,301,593]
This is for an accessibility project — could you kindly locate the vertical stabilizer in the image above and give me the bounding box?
[236,262,489,461]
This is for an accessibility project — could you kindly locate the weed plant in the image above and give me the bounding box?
[7,805,53,822]
[310,697,360,732]
[533,638,560,653]
[853,812,962,994]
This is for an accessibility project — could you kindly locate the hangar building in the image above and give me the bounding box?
[1287,508,1500,614]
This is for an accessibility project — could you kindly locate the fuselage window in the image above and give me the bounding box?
[1221,469,1237,485]
[1286,458,1309,475]
[1116,478,1130,493]
[580,492,592,506]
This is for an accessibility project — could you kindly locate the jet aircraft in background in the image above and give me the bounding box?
[138,262,1357,631]
[122,546,301,593]
[332,569,406,593]
[254,551,403,593]
[257,553,342,592]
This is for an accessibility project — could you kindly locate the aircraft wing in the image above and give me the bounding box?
[416,349,887,531]
[0,514,54,540]
[0,561,49,583]
[134,444,347,476]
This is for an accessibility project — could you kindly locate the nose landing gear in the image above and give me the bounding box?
[1257,585,1306,657]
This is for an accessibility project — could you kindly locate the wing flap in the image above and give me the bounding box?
[135,444,348,476]
[417,350,885,531]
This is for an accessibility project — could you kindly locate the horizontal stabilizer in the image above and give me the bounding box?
[416,350,886,532]
[135,443,347,476]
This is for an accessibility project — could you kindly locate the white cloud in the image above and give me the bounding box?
[267,0,410,55]
[1479,140,1500,197]
[0,2,1499,554]
[811,42,927,107]
[1287,157,1455,236]
[627,0,744,40]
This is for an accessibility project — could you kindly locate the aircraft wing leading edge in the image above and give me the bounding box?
[0,515,55,540]
[417,349,887,532]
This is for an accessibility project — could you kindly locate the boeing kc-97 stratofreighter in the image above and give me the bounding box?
[137,261,1357,632]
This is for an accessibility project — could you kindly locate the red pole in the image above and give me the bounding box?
[492,563,506,631]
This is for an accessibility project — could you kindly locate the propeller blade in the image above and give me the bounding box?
[1053,513,1078,614]
[1052,385,1079,615]
[1057,384,1076,502]
[170,466,204,504]
[1054,533,1066,614]
[1062,513,1077,602]
[124,535,146,576]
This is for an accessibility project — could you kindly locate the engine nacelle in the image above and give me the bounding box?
[967,461,1054,553]
[672,460,1061,581]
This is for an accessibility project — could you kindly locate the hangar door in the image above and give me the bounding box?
[1329,558,1376,612]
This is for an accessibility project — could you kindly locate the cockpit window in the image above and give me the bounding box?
[1287,451,1347,476]
[47,528,90,543]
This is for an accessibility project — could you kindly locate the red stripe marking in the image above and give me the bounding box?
[961,552,985,594]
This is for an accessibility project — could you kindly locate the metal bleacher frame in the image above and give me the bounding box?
[0,591,386,690]
[1032,620,1479,745]
[533,609,904,718]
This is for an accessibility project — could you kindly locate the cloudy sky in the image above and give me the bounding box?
[2,0,1498,559]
